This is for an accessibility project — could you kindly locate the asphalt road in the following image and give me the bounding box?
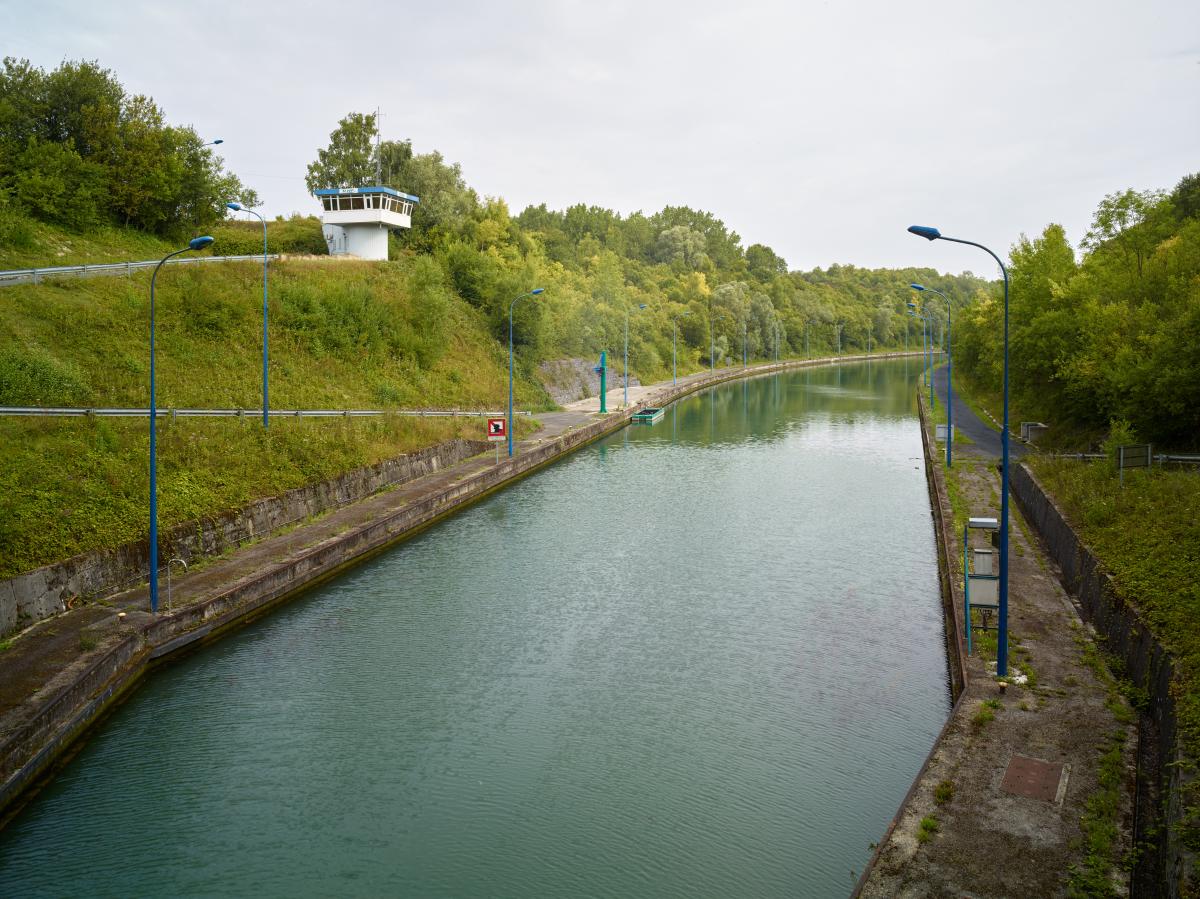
[932,363,1026,460]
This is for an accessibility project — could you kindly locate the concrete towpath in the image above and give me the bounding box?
[856,393,1136,896]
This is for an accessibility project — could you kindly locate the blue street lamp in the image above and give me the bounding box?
[672,310,691,385]
[624,303,647,408]
[742,319,748,368]
[508,288,544,457]
[227,202,269,428]
[909,224,1012,677]
[913,283,954,467]
[202,139,224,146]
[149,235,214,614]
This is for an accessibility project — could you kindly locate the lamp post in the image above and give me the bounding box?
[624,303,647,408]
[672,310,691,385]
[149,236,214,614]
[742,318,748,368]
[508,288,545,458]
[913,283,954,466]
[227,202,269,428]
[909,224,1011,677]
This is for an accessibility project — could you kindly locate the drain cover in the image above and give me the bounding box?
[1001,755,1065,803]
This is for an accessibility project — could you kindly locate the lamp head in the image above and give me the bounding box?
[910,283,926,291]
[226,202,242,211]
[531,288,545,295]
[189,236,214,251]
[212,139,224,145]
[907,301,917,309]
[638,303,647,310]
[908,225,941,241]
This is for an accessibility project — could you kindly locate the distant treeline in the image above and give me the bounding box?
[0,58,254,239]
[951,175,1200,448]
[305,111,984,375]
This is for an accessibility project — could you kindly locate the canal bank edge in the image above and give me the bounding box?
[850,387,969,895]
[0,352,921,825]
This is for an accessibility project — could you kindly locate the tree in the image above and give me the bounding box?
[1082,188,1171,278]
[655,225,708,270]
[304,111,378,192]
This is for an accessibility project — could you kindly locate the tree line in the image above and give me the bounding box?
[952,175,1200,448]
[0,58,254,238]
[305,111,983,379]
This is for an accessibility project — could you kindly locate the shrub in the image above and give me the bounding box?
[0,343,90,405]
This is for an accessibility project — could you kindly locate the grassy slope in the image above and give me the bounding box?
[0,243,548,578]
[1031,458,1200,807]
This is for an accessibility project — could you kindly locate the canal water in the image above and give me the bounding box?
[0,359,948,898]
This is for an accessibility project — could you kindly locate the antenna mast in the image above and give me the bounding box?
[375,106,382,185]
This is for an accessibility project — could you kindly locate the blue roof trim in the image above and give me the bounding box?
[313,186,421,203]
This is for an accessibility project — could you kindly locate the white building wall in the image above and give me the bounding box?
[345,225,390,260]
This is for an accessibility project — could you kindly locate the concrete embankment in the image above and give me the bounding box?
[0,352,906,824]
[855,392,1138,897]
[0,438,489,637]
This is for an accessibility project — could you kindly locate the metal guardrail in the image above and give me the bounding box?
[0,407,531,418]
[1049,451,1200,465]
[0,254,280,287]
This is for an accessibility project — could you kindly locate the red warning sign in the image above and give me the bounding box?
[487,417,507,441]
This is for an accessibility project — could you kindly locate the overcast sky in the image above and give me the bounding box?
[5,0,1198,274]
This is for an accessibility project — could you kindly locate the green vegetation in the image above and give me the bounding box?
[1036,457,1200,843]
[0,58,253,238]
[971,698,1001,729]
[952,174,1200,449]
[916,815,940,844]
[933,780,954,805]
[0,256,525,577]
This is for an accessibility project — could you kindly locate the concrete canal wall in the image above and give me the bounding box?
[0,438,488,638]
[1011,462,1194,895]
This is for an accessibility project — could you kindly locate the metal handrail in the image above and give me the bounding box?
[0,406,531,418]
[0,254,281,287]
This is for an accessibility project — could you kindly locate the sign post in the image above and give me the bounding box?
[487,417,506,463]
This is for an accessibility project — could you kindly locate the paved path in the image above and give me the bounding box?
[932,363,1027,460]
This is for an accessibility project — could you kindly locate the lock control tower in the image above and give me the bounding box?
[313,186,420,260]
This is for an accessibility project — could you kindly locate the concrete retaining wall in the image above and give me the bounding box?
[1011,461,1193,895]
[0,438,488,637]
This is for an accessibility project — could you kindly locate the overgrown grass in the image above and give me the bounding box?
[1034,456,1200,846]
[916,815,940,844]
[0,218,181,270]
[0,252,552,577]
